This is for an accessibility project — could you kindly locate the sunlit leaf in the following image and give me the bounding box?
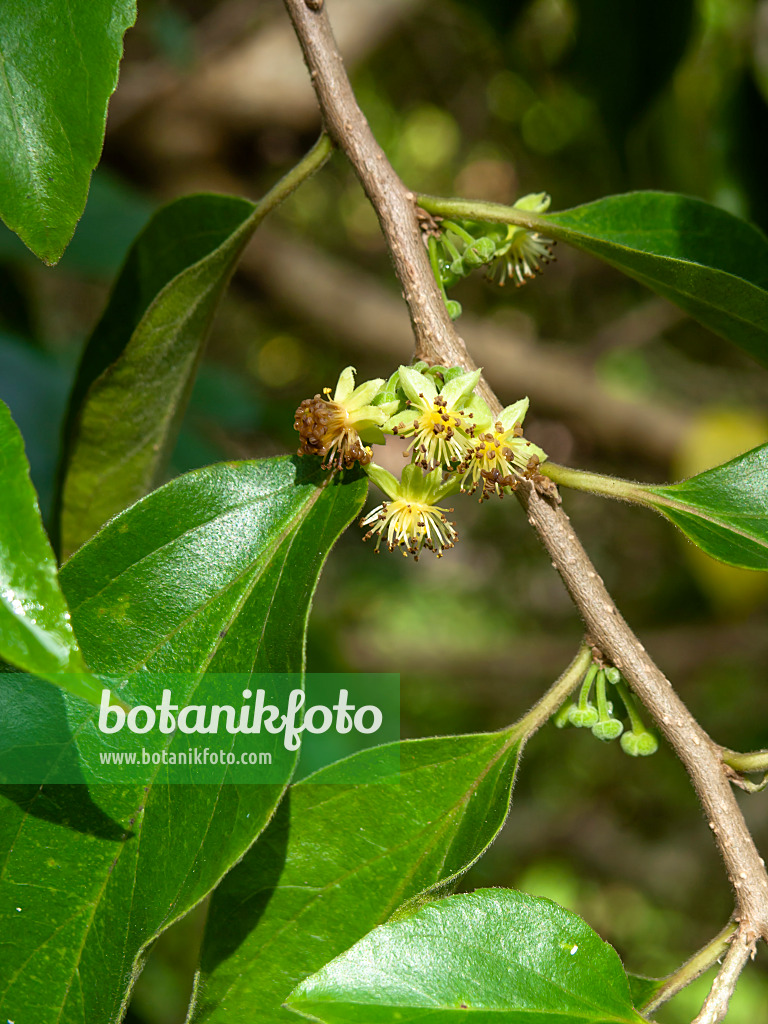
[287,889,645,1023]
[0,0,137,263]
[0,400,100,704]
[0,456,366,1024]
[644,443,768,570]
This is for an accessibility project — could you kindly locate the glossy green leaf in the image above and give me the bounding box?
[0,455,366,1024]
[0,0,137,264]
[643,443,768,570]
[287,889,646,1024]
[56,193,259,560]
[189,729,523,1024]
[0,400,101,704]
[541,193,768,367]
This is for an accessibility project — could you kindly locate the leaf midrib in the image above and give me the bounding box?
[65,470,311,612]
[645,488,768,553]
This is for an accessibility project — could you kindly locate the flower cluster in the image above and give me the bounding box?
[554,663,659,756]
[427,193,556,319]
[293,362,549,559]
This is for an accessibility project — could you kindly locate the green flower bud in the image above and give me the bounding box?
[446,300,463,320]
[592,718,624,742]
[450,256,467,277]
[463,237,497,267]
[553,702,575,728]
[605,667,621,684]
[568,703,599,728]
[439,366,472,386]
[621,731,659,757]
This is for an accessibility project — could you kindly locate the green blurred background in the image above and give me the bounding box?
[2,0,768,1019]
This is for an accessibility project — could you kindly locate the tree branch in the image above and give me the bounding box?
[691,929,754,1024]
[282,0,768,959]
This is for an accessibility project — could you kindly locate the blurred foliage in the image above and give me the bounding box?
[3,0,768,1020]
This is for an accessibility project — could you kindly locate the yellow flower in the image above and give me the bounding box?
[386,365,483,469]
[294,367,396,470]
[460,397,547,500]
[360,464,459,559]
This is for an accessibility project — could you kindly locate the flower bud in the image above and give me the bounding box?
[592,718,623,741]
[568,703,599,728]
[621,731,659,757]
[463,237,497,267]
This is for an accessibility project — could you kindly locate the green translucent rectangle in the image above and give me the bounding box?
[0,673,399,784]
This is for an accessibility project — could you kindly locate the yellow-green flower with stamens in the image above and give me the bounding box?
[460,397,548,500]
[488,192,555,288]
[386,365,482,469]
[294,366,397,470]
[360,463,460,559]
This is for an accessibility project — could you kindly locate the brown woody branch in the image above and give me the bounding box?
[283,0,768,960]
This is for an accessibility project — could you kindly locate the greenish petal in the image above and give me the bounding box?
[382,410,416,434]
[498,397,530,433]
[333,366,357,403]
[346,377,387,411]
[398,365,437,407]
[464,394,494,433]
[400,462,429,499]
[440,367,482,411]
[348,405,388,429]
[364,463,400,499]
[513,191,551,213]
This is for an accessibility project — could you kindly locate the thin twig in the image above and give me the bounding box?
[691,929,754,1024]
[511,642,592,739]
[282,0,768,961]
[641,921,738,1016]
[722,748,768,774]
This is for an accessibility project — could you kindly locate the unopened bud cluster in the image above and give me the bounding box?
[294,361,549,559]
[554,662,659,757]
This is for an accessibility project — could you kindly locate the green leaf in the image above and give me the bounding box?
[0,0,137,264]
[644,443,768,570]
[0,400,101,704]
[189,728,523,1024]
[55,134,332,561]
[287,889,646,1024]
[540,193,768,367]
[56,193,259,560]
[0,455,366,1024]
